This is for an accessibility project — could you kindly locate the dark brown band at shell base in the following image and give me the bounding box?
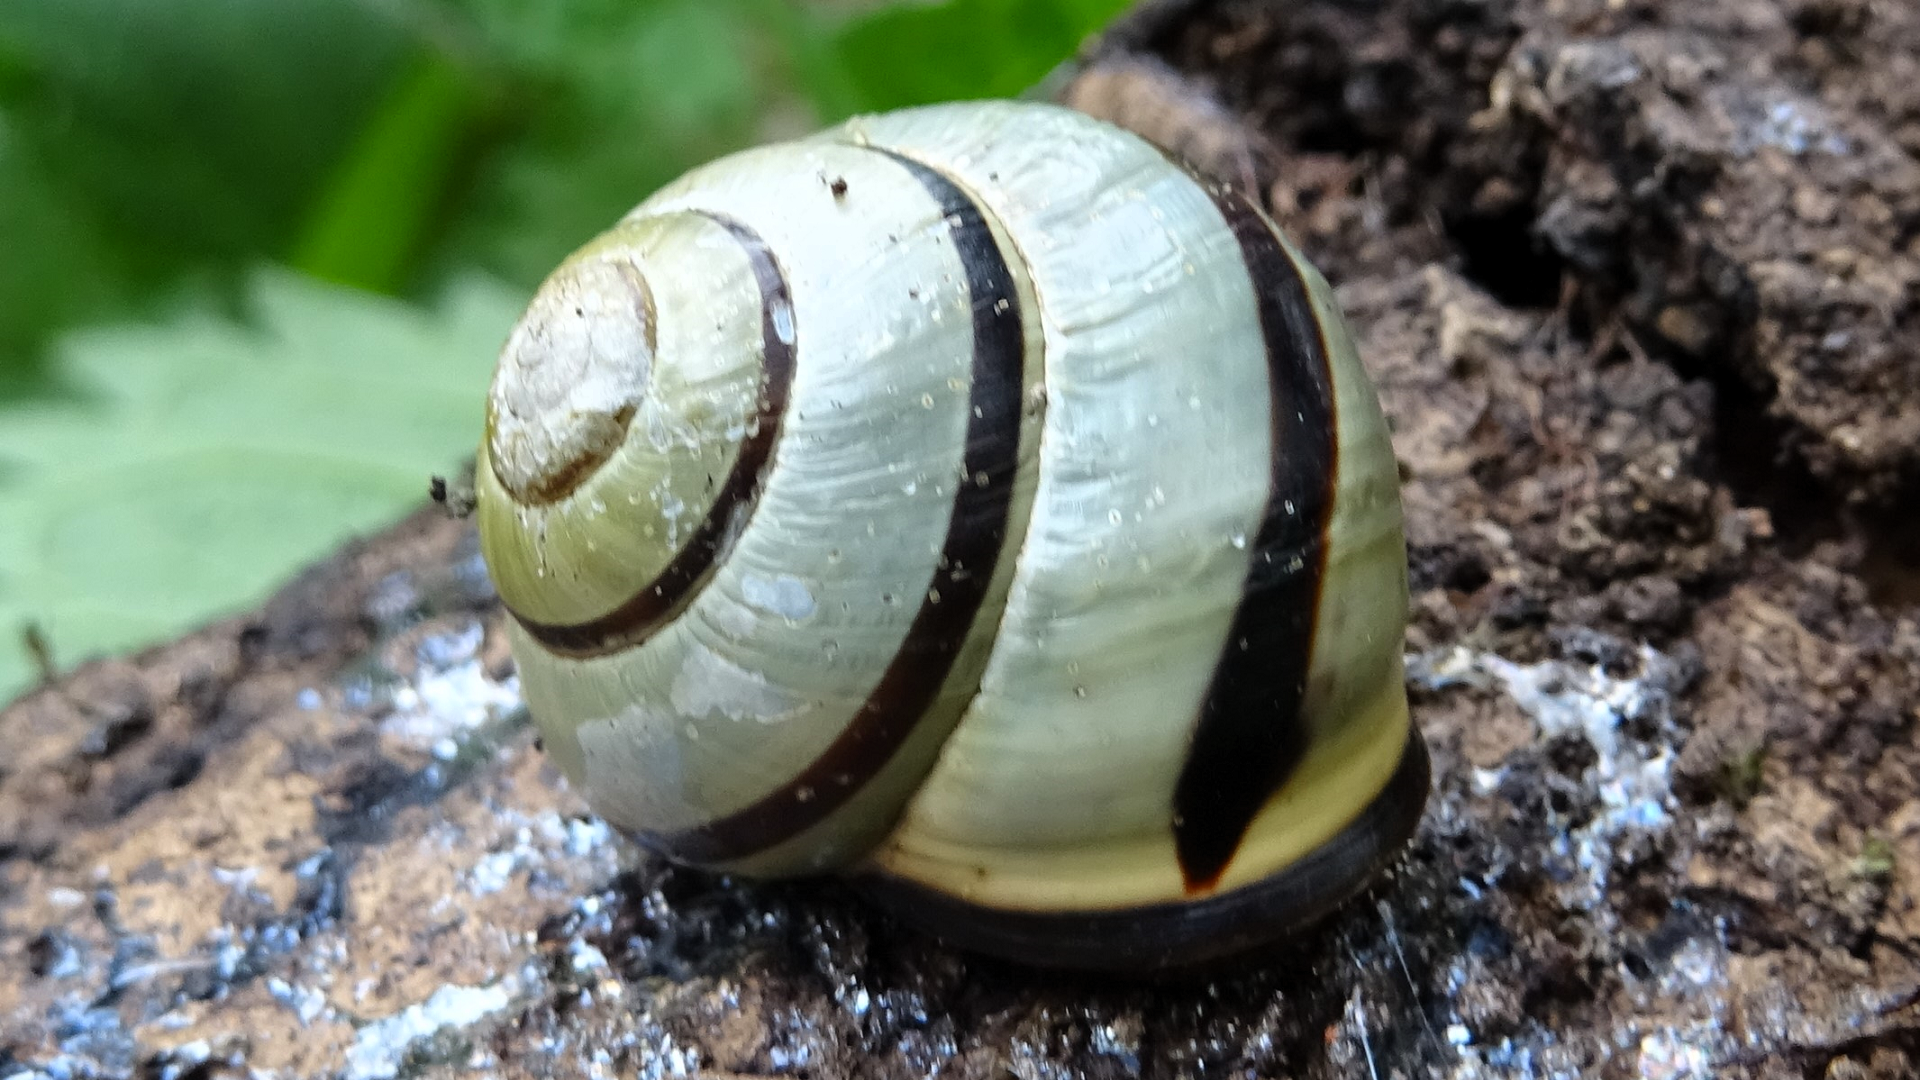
[509,212,797,659]
[857,729,1429,973]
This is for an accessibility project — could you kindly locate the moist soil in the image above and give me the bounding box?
[4,1,1918,1077]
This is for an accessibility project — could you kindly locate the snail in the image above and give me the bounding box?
[474,100,1425,970]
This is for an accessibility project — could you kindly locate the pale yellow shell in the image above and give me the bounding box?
[476,100,1423,968]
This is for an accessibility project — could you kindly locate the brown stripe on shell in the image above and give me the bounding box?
[1170,184,1340,891]
[657,149,1026,865]
[509,212,796,658]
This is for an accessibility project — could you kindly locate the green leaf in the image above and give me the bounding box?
[0,0,434,370]
[0,269,522,704]
[829,0,1134,108]
[0,0,1130,378]
[432,0,1129,286]
[292,52,502,293]
[434,0,827,287]
[0,126,130,372]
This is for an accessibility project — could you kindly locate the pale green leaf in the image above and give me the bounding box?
[0,269,522,703]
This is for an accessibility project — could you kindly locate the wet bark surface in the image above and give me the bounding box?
[4,1,1919,1077]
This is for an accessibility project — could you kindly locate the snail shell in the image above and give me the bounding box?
[476,100,1426,969]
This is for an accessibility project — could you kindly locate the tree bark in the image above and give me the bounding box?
[6,2,1919,1077]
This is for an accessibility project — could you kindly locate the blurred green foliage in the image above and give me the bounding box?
[0,0,1131,701]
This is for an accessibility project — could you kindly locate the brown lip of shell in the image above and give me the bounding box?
[846,729,1431,973]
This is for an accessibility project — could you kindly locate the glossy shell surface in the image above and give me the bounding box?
[476,101,1424,968]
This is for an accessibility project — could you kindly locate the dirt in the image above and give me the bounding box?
[4,1,1919,1077]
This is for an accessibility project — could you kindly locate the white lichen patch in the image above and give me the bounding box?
[1409,643,1682,913]
[1723,88,1852,158]
[1413,643,1749,1079]
[266,977,328,1025]
[462,808,617,898]
[1637,1028,1715,1080]
[379,620,522,756]
[343,976,525,1080]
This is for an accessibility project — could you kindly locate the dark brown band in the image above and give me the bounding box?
[1170,185,1340,890]
[509,213,797,658]
[655,149,1027,864]
[857,728,1430,972]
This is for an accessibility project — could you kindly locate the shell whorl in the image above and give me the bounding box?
[487,256,656,505]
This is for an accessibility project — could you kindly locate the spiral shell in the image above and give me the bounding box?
[476,100,1425,968]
